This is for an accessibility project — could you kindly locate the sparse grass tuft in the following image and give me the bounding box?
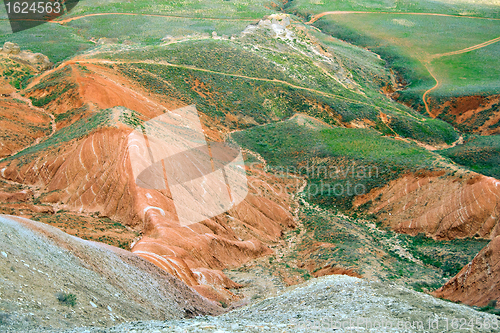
[56,292,77,307]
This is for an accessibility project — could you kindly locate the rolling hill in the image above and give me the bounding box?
[0,0,499,330]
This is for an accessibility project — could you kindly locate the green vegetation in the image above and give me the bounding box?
[54,105,89,124]
[26,65,76,107]
[401,233,489,278]
[430,42,500,96]
[66,16,252,45]
[233,119,436,168]
[30,84,75,107]
[313,14,500,107]
[56,292,77,307]
[0,58,35,89]
[233,118,439,209]
[110,35,456,145]
[0,22,93,63]
[438,135,500,179]
[478,300,500,316]
[2,67,33,90]
[59,0,276,19]
[285,0,500,19]
[5,108,120,164]
[295,204,488,292]
[30,211,139,250]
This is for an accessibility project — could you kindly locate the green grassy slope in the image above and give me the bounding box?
[61,0,276,19]
[430,42,500,96]
[312,14,500,108]
[0,0,274,61]
[233,117,487,290]
[65,16,253,45]
[0,21,93,63]
[438,135,500,179]
[233,118,440,209]
[105,34,457,144]
[297,205,489,289]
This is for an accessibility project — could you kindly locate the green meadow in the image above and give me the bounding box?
[312,13,500,106]
[286,0,500,19]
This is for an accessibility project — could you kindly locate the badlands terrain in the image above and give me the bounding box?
[0,0,499,331]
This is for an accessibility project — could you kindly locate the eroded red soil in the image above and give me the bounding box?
[354,171,500,240]
[433,236,500,308]
[429,94,500,134]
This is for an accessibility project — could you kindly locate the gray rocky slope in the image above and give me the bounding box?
[0,215,221,332]
[62,276,499,333]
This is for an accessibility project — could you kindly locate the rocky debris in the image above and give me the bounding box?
[1,42,52,71]
[241,14,293,40]
[433,236,500,308]
[96,38,118,45]
[1,42,20,54]
[240,14,361,92]
[58,275,499,332]
[161,35,174,42]
[0,215,222,332]
[429,94,500,135]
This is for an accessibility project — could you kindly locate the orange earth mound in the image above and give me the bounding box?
[1,60,298,302]
[433,235,500,308]
[354,171,500,240]
[429,94,500,135]
[0,81,52,158]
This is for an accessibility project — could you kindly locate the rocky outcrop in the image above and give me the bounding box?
[0,189,33,202]
[354,171,500,240]
[1,42,20,54]
[1,42,52,71]
[0,215,221,332]
[433,236,500,308]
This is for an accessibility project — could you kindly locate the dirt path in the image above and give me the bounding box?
[421,35,500,115]
[66,58,416,118]
[307,10,500,24]
[421,63,439,116]
[430,35,500,59]
[54,12,259,25]
[11,91,56,138]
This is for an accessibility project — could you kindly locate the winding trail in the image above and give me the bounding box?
[429,35,500,59]
[306,10,500,117]
[421,63,440,116]
[421,35,500,116]
[53,12,259,24]
[68,58,418,118]
[307,10,500,24]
